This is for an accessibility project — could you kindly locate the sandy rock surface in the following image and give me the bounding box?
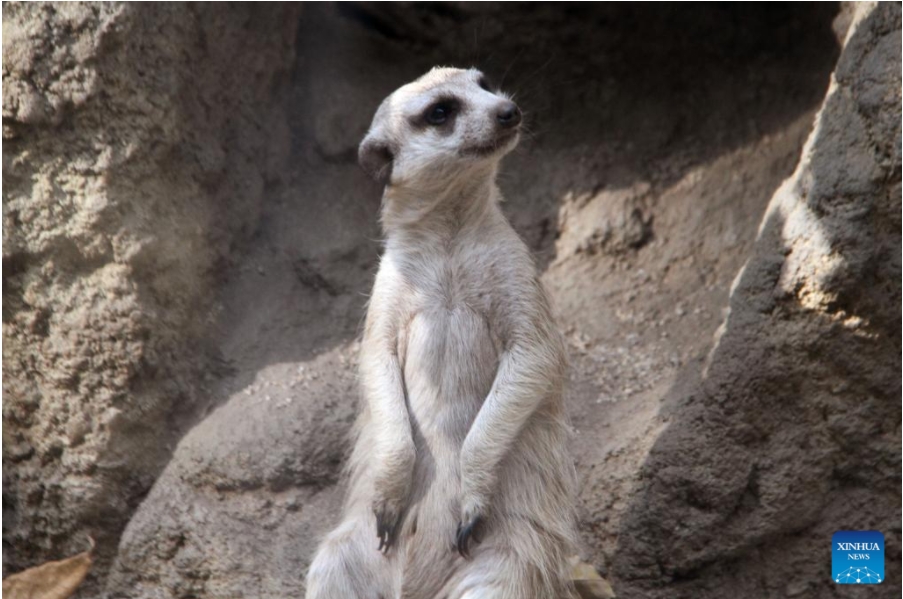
[613,6,902,596]
[2,3,300,594]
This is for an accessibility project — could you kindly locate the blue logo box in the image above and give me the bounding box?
[832,531,884,584]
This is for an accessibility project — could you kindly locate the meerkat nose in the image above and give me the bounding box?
[495,102,522,128]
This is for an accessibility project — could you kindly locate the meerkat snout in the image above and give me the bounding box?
[358,67,522,187]
[495,100,521,128]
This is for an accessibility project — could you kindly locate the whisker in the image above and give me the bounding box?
[499,45,527,90]
[512,52,557,95]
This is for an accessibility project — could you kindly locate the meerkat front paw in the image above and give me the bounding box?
[372,494,405,553]
[371,441,416,553]
[455,513,483,558]
[455,498,487,558]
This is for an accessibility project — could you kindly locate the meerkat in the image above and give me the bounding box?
[305,67,577,599]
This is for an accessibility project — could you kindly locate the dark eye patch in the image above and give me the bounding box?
[426,101,454,125]
[477,76,493,92]
[412,96,462,129]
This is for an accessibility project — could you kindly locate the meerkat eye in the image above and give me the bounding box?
[477,76,492,92]
[425,102,455,126]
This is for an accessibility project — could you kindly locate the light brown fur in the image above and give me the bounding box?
[305,67,577,599]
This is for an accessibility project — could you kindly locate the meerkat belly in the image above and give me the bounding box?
[402,306,499,446]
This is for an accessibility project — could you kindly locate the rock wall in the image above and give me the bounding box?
[613,3,902,598]
[4,3,898,599]
[2,3,299,593]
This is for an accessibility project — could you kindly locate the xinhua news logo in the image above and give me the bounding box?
[832,531,884,584]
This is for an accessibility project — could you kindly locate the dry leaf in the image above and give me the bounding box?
[569,555,616,599]
[2,539,93,599]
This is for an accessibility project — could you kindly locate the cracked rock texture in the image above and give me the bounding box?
[613,4,902,597]
[2,3,899,598]
[2,3,299,595]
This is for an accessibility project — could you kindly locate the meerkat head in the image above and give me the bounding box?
[359,67,521,190]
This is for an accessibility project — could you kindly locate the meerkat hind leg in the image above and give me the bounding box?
[305,517,397,599]
[442,548,567,599]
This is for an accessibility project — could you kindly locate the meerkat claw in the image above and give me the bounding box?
[455,515,482,559]
[375,506,400,553]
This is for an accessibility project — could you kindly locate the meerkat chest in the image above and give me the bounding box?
[402,246,499,313]
[398,251,503,421]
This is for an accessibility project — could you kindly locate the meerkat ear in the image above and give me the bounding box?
[359,133,395,185]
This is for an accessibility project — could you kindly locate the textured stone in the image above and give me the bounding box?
[106,351,356,598]
[2,3,299,594]
[612,4,901,598]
